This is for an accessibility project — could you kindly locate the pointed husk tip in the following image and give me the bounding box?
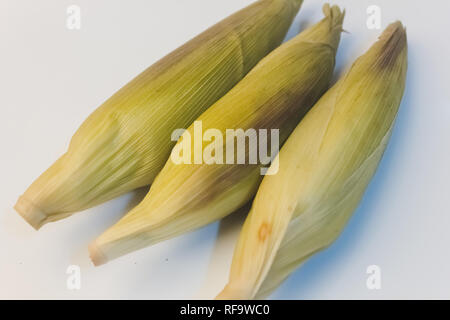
[14,195,48,230]
[375,21,407,68]
[216,284,252,300]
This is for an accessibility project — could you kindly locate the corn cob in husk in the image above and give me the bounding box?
[217,22,408,300]
[14,0,304,230]
[89,5,345,265]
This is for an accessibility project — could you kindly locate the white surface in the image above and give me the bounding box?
[1,0,450,299]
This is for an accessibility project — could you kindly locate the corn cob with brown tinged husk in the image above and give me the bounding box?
[14,0,304,230]
[89,4,345,266]
[216,22,408,300]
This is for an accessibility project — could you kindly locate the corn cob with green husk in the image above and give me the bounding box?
[14,0,304,230]
[216,22,408,300]
[89,4,345,266]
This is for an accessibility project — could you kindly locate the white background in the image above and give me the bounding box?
[1,0,449,299]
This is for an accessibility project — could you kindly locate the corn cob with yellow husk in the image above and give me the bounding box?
[14,0,304,230]
[89,5,346,266]
[216,22,408,300]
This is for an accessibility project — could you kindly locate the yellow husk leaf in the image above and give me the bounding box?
[14,0,303,230]
[89,4,345,266]
[217,22,408,300]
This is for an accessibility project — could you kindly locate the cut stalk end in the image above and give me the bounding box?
[14,196,48,230]
[89,242,108,266]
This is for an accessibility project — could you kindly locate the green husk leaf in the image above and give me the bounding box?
[14,0,304,229]
[217,21,408,300]
[89,4,345,266]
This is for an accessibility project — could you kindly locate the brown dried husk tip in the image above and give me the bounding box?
[217,21,407,300]
[374,21,407,69]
